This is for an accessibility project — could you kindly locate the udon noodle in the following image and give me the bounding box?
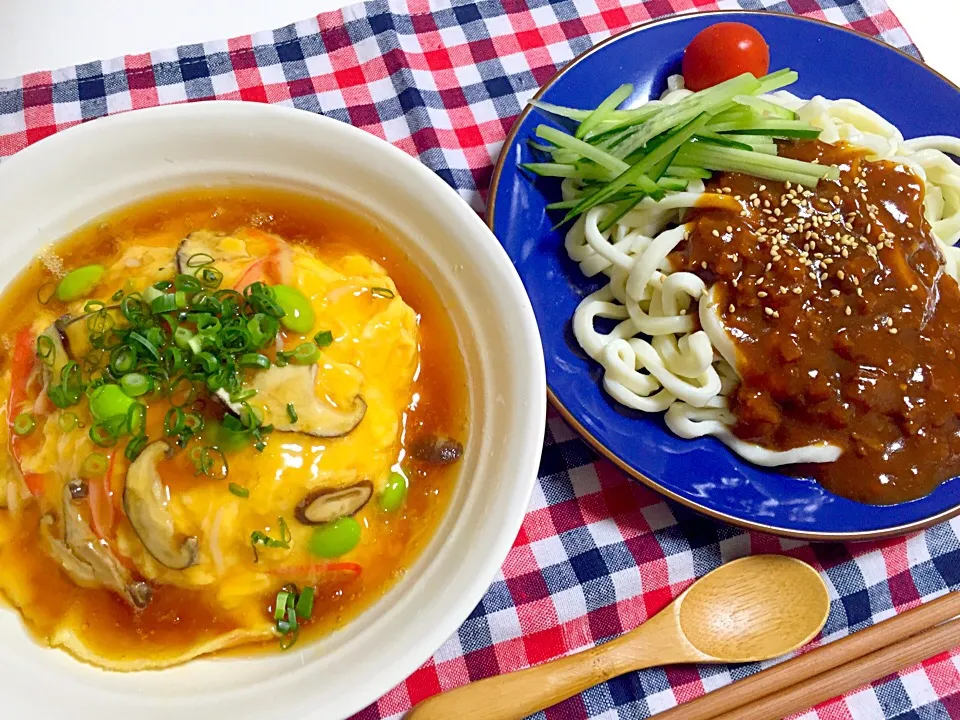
[568,76,960,466]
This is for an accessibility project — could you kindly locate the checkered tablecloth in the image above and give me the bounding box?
[1,1,957,718]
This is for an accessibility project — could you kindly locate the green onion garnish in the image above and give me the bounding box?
[295,587,315,619]
[239,353,271,370]
[164,407,186,436]
[186,253,214,268]
[120,372,151,397]
[125,434,148,461]
[127,331,161,361]
[80,452,108,477]
[37,282,57,305]
[228,482,250,498]
[250,516,291,561]
[290,342,320,365]
[286,403,298,423]
[150,294,177,314]
[314,330,333,348]
[36,334,55,366]
[371,287,395,299]
[110,344,138,374]
[13,412,35,436]
[274,591,290,620]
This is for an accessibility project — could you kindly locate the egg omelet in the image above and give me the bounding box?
[0,191,466,670]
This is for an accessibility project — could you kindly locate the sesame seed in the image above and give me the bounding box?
[889,328,899,334]
[764,307,774,316]
[833,195,841,204]
[845,306,852,316]
[792,287,802,295]
[910,284,918,291]
[830,289,841,297]
[757,291,768,298]
[857,287,864,297]
[729,304,736,313]
[759,185,767,192]
[701,261,708,270]
[712,229,720,237]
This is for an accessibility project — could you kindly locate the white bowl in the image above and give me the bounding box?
[0,102,545,719]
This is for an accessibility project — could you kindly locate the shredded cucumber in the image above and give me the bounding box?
[732,95,798,120]
[535,125,629,174]
[755,68,799,95]
[709,119,821,139]
[676,143,839,184]
[694,132,756,151]
[522,66,838,225]
[664,165,712,180]
[611,73,762,160]
[576,84,634,139]
[565,114,710,223]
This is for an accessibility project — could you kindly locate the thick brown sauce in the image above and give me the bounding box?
[0,187,468,661]
[675,140,960,505]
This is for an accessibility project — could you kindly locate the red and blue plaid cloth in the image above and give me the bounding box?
[1,1,956,718]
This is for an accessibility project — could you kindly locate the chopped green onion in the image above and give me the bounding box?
[13,412,35,436]
[290,342,320,365]
[80,453,108,477]
[36,335,55,366]
[186,253,215,268]
[164,407,186,436]
[128,331,161,361]
[286,403,298,424]
[37,282,57,305]
[314,330,333,348]
[279,627,299,651]
[174,273,203,293]
[120,372,151,397]
[239,353,271,369]
[126,402,147,436]
[125,434,148,461]
[150,294,177,314]
[198,446,228,479]
[109,345,138,375]
[274,591,290,621]
[229,483,250,498]
[295,587,315,619]
[89,419,123,448]
[196,266,224,289]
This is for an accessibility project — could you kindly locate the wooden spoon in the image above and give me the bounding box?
[407,555,829,720]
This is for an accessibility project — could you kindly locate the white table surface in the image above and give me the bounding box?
[1,0,958,84]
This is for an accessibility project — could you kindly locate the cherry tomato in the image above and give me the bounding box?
[682,23,770,92]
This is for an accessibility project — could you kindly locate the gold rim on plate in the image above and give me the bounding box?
[486,9,960,541]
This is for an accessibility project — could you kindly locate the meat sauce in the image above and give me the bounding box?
[675,140,960,504]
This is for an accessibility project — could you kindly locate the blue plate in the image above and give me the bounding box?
[488,11,960,539]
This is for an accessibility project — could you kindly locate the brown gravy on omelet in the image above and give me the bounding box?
[0,187,468,665]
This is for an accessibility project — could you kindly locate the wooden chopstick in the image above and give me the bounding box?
[653,591,960,720]
[713,617,960,720]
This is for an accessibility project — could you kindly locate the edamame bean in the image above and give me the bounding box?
[89,383,135,421]
[308,516,361,558]
[273,284,315,334]
[56,265,106,301]
[379,471,408,512]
